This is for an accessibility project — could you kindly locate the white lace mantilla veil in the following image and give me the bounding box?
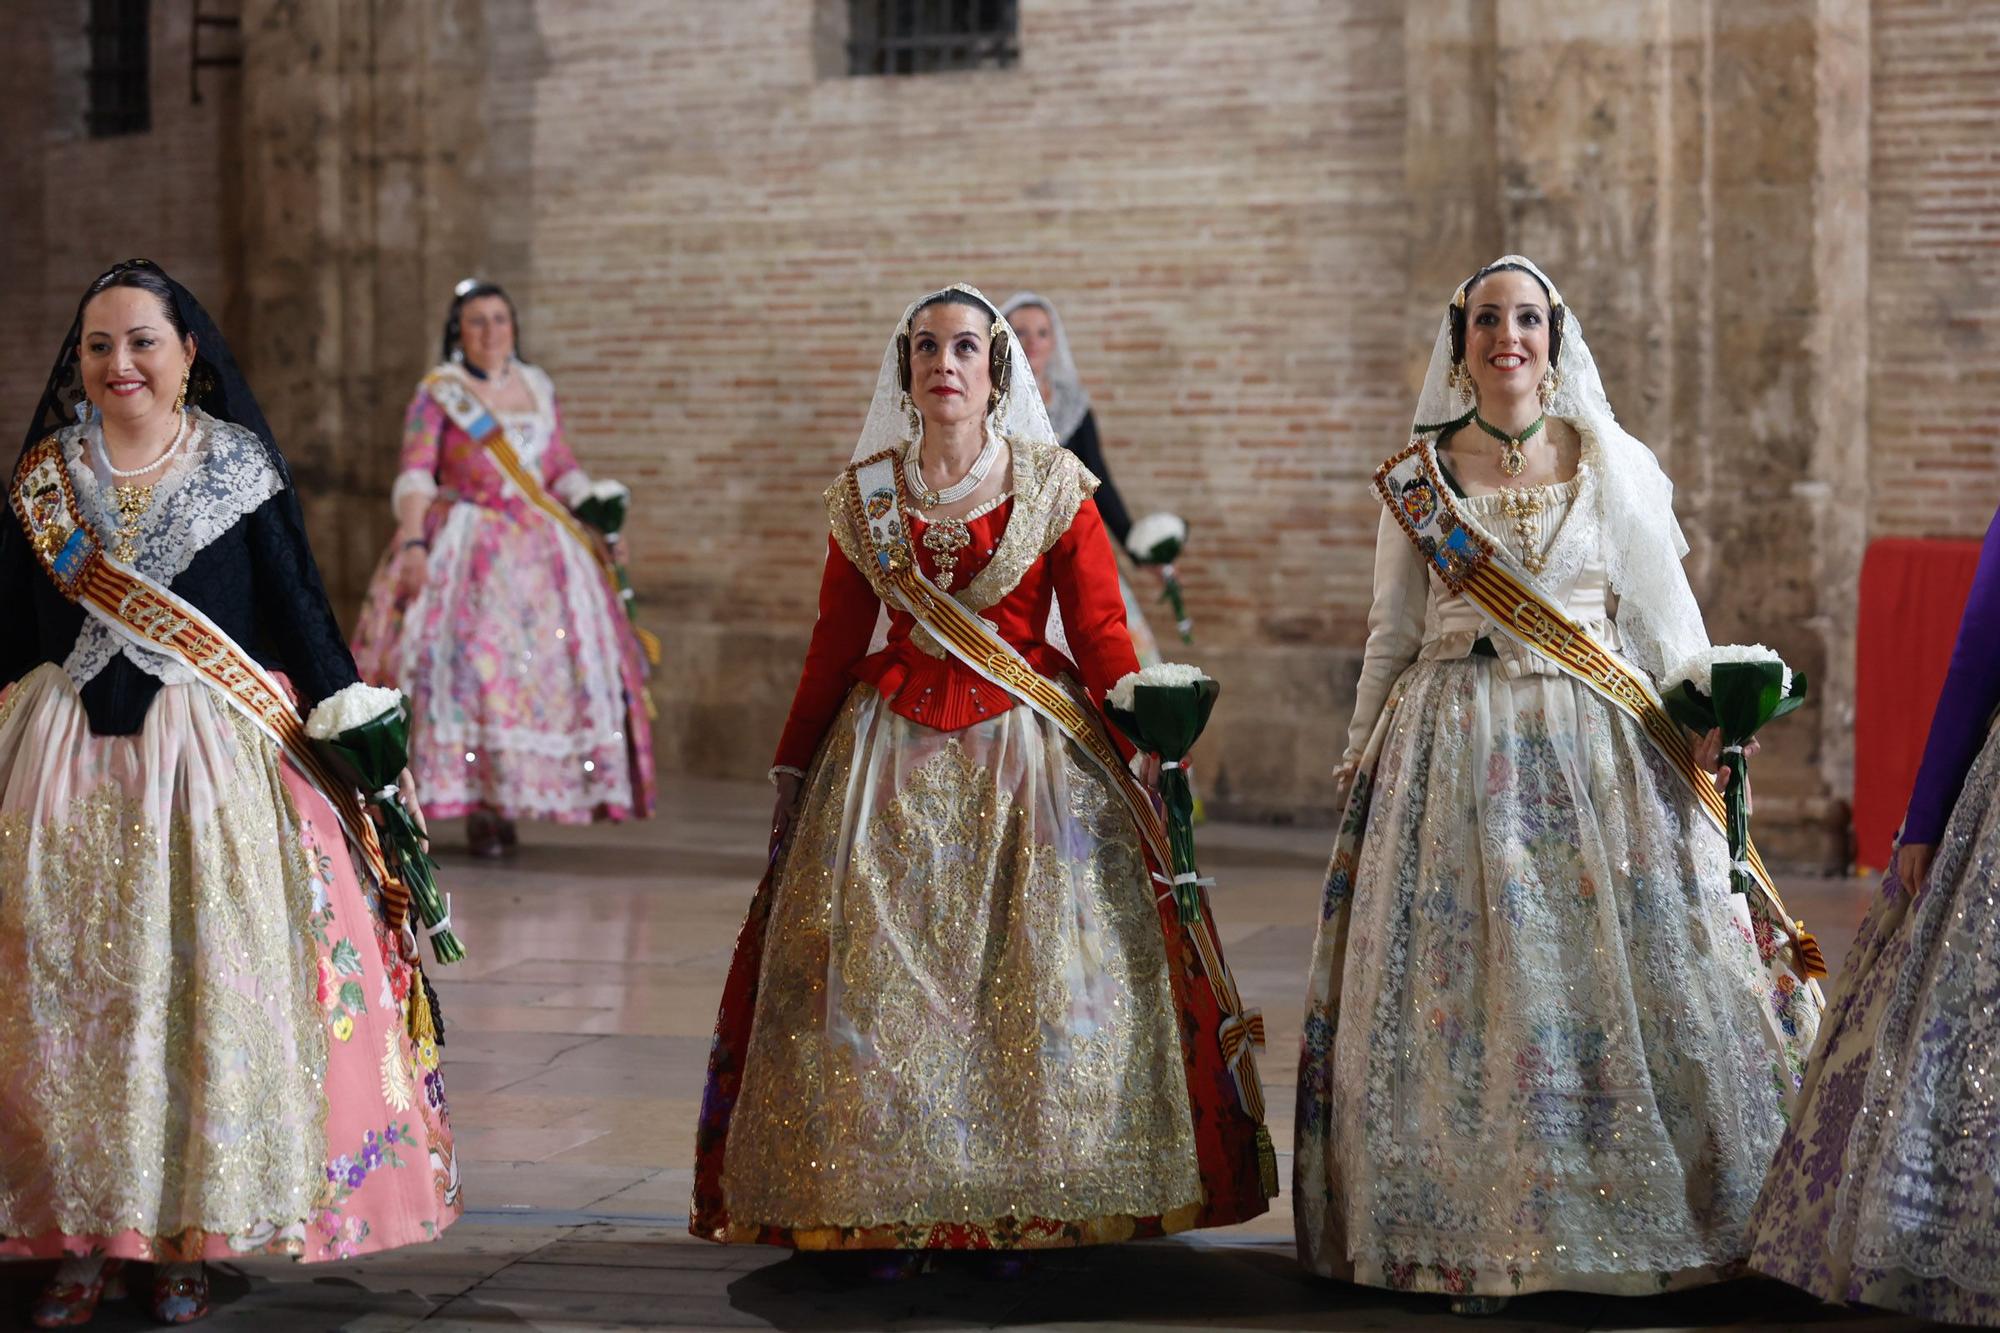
[998,291,1092,443]
[848,283,1058,465]
[1411,255,1711,681]
[849,284,1082,661]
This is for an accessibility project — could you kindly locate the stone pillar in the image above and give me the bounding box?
[1699,0,1867,865]
[1398,0,1861,866]
[0,10,55,438]
[238,0,490,611]
[1403,0,1504,352]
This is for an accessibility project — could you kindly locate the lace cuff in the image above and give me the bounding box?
[551,468,593,508]
[768,765,806,785]
[390,469,439,511]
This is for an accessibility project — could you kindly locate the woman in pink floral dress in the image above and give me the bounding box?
[353,281,654,855]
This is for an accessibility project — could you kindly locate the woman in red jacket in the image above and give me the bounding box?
[690,285,1269,1277]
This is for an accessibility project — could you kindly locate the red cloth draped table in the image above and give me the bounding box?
[1853,536,1984,870]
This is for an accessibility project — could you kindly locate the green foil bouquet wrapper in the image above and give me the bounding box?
[572,478,629,542]
[573,479,637,616]
[1125,512,1194,644]
[305,684,465,965]
[1103,664,1220,923]
[1658,646,1808,896]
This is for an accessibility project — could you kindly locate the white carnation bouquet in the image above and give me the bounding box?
[571,478,661,670]
[1659,643,1808,896]
[306,683,463,964]
[1104,662,1219,923]
[1125,512,1193,643]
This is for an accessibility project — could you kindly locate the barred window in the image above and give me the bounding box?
[848,0,1019,77]
[87,0,151,138]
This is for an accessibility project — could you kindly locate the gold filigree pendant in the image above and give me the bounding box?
[111,483,157,563]
[921,517,972,591]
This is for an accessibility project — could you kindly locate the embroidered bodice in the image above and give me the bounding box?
[1458,476,1580,570]
[1,412,360,736]
[772,439,1139,773]
[495,409,554,474]
[389,363,593,518]
[1344,437,1624,762]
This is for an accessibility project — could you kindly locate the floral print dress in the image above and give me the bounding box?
[1294,450,1817,1299]
[351,363,654,824]
[1748,505,2000,1325]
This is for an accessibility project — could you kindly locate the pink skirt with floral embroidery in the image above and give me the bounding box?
[0,665,461,1263]
[351,498,655,824]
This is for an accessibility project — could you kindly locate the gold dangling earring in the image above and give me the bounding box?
[173,362,192,415]
[1447,360,1473,400]
[1538,364,1561,410]
[901,389,921,441]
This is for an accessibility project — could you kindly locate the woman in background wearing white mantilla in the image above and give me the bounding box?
[1000,292,1171,664]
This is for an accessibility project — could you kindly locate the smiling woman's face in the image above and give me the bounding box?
[1461,268,1550,406]
[907,301,993,432]
[78,284,196,430]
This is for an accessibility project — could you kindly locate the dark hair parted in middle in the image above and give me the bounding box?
[83,260,193,342]
[896,289,1012,405]
[441,279,525,363]
[1449,261,1566,372]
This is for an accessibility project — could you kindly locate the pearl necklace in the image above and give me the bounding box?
[98,409,192,479]
[903,430,1000,508]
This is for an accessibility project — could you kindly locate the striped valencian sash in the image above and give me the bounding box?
[423,368,662,666]
[1374,437,1827,987]
[842,449,1274,1127]
[12,436,414,937]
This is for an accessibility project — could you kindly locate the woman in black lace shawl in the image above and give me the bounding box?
[0,261,459,1327]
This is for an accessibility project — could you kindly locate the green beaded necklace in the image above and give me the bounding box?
[1472,411,1546,478]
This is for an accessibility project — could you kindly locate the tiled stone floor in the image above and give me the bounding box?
[2,774,1934,1331]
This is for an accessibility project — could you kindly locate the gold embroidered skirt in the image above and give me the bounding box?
[716,687,1201,1244]
[0,665,328,1250]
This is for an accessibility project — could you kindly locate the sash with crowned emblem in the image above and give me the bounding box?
[422,368,661,667]
[10,435,427,964]
[1370,436,1826,988]
[840,448,1276,1184]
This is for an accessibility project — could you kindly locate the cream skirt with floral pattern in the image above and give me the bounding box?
[1297,657,1817,1297]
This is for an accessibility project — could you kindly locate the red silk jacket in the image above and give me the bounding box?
[772,441,1140,773]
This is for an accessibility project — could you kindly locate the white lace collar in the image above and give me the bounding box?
[57,410,285,688]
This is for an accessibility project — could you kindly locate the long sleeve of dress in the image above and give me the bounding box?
[1066,413,1133,550]
[1048,498,1142,704]
[1904,507,2000,845]
[1344,506,1429,764]
[0,506,39,687]
[391,387,445,512]
[249,491,362,710]
[771,536,882,773]
[543,395,595,508]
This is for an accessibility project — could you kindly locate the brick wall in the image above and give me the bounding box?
[1869,0,2000,539]
[5,1,2000,851]
[485,0,1410,798]
[0,2,241,442]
